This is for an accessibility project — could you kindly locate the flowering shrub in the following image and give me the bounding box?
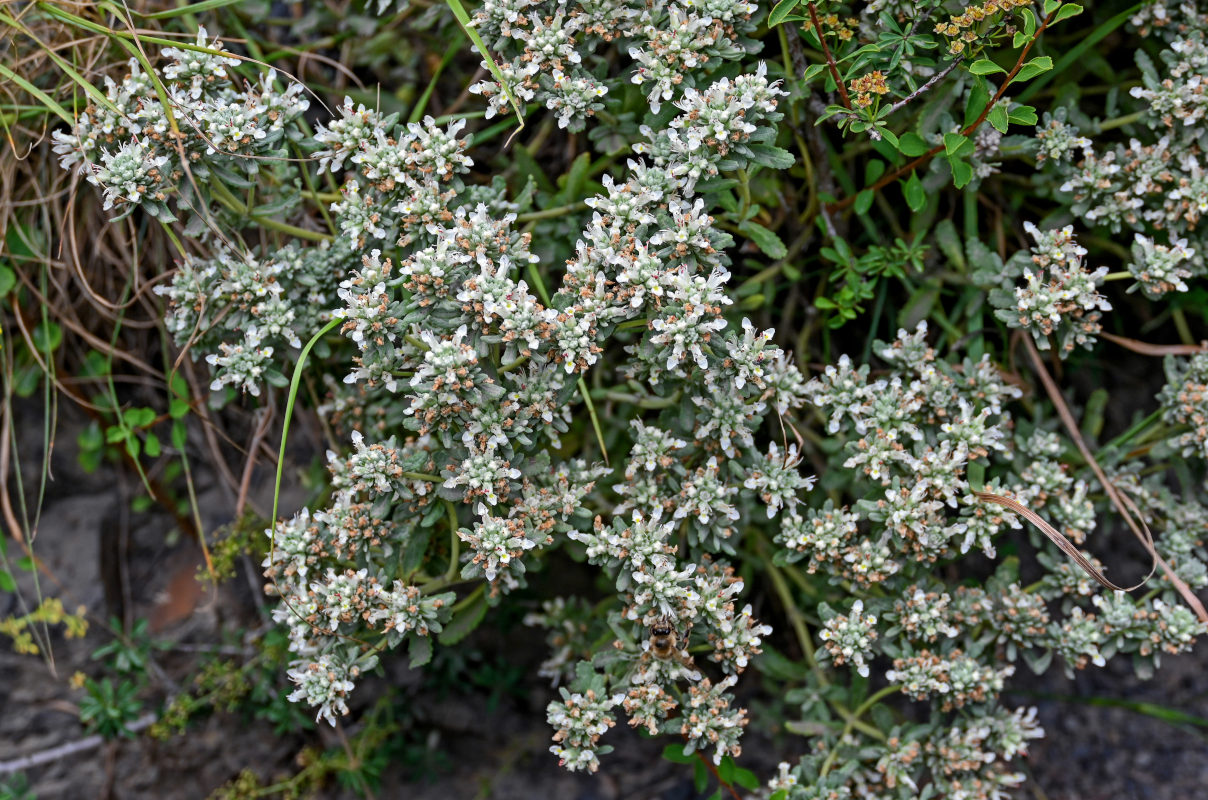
[37,0,1208,796]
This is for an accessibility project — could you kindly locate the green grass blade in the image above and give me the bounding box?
[269,318,340,551]
[520,256,608,464]
[0,12,121,117]
[444,0,525,135]
[0,64,73,124]
[131,0,249,19]
[410,33,465,124]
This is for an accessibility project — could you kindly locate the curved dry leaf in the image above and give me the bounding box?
[973,490,1140,592]
[1014,333,1208,623]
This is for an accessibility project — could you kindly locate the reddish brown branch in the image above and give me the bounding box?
[694,749,743,800]
[807,2,851,110]
[827,8,1060,213]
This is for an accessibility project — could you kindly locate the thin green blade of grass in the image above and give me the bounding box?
[0,64,73,124]
[0,323,55,662]
[444,0,525,136]
[127,0,248,20]
[1017,690,1208,733]
[0,12,122,117]
[35,2,254,62]
[409,33,466,124]
[521,257,609,465]
[270,318,340,562]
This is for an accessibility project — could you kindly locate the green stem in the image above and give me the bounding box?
[443,500,462,582]
[819,685,901,776]
[210,178,333,242]
[518,255,609,465]
[516,201,589,223]
[450,584,485,614]
[499,355,530,373]
[409,33,465,123]
[158,222,186,257]
[1098,110,1145,132]
[268,319,341,631]
[579,378,610,465]
[300,190,343,203]
[292,143,337,234]
[1172,308,1195,346]
[589,389,681,409]
[250,217,332,242]
[763,544,822,679]
[736,167,752,220]
[1095,407,1163,460]
[1083,233,1131,260]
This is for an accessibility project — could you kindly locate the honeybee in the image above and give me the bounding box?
[648,615,678,660]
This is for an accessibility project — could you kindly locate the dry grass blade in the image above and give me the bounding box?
[1101,331,1207,356]
[973,490,1136,591]
[1016,333,1208,623]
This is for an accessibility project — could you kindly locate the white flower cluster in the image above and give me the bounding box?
[885,585,960,643]
[1035,109,1092,165]
[50,10,1208,794]
[769,704,1044,799]
[53,29,308,222]
[1129,234,1198,299]
[678,675,748,765]
[818,599,879,678]
[204,333,275,396]
[285,651,377,726]
[766,306,1208,796]
[1131,30,1208,138]
[1129,0,1208,38]
[886,649,1014,711]
[264,63,800,745]
[984,223,1111,356]
[547,680,624,773]
[317,107,478,249]
[1158,351,1208,460]
[1041,18,1208,293]
[1092,593,1202,667]
[802,322,1019,563]
[155,244,338,398]
[466,0,756,130]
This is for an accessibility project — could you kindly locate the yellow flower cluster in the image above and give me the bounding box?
[935,0,1032,54]
[849,70,890,109]
[803,13,859,42]
[0,597,88,655]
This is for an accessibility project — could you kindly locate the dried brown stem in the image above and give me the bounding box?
[973,491,1139,592]
[234,401,275,521]
[1101,331,1207,357]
